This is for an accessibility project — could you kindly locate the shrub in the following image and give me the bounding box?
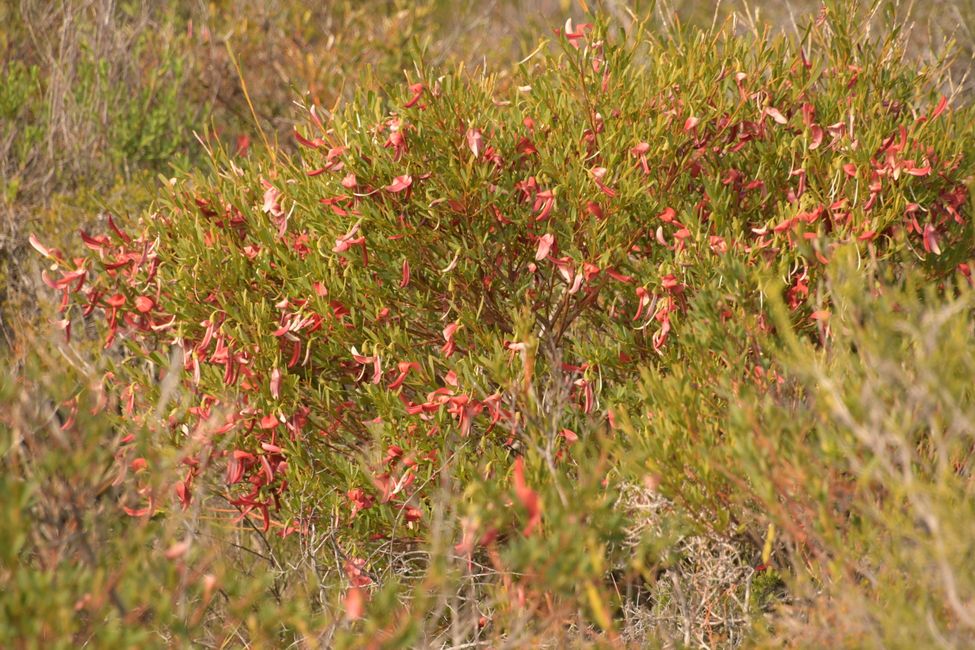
[1,0,548,344]
[0,335,342,647]
[28,1,975,645]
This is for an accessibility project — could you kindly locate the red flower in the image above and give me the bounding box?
[386,175,413,193]
[134,296,154,313]
[512,457,541,536]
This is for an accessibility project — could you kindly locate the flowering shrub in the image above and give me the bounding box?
[30,3,975,644]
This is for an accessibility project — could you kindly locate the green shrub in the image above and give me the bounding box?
[27,2,975,645]
[0,338,347,647]
[0,60,45,200]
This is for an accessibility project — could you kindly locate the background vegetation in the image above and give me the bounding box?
[2,0,974,647]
